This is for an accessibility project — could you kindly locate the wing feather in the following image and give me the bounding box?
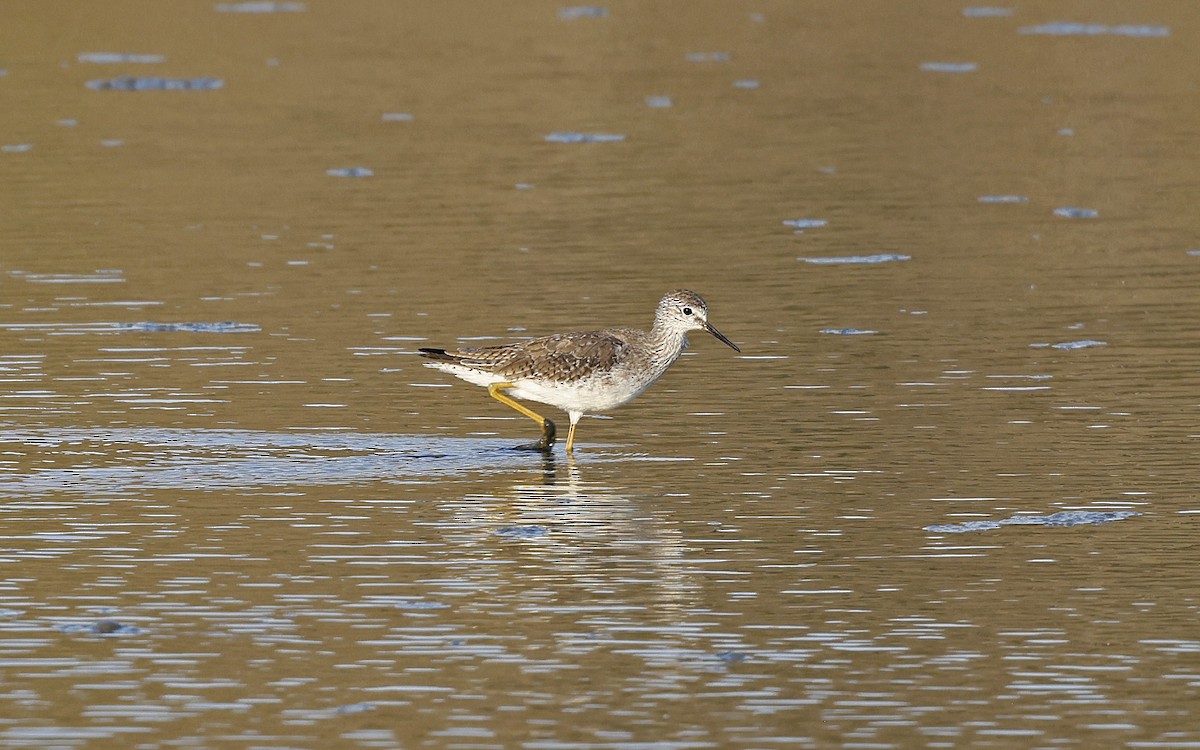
[421,331,628,383]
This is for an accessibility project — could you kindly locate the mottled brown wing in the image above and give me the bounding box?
[421,343,524,370]
[453,331,625,382]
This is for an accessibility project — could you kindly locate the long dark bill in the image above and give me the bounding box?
[703,321,741,352]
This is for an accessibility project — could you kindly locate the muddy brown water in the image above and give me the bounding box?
[2,2,1199,748]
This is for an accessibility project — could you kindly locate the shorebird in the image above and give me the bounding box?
[419,289,740,453]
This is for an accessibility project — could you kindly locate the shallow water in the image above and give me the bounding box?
[3,1,1200,747]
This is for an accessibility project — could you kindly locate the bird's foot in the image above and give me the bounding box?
[511,418,556,452]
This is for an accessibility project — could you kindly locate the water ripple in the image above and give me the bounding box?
[0,428,657,496]
[1030,340,1107,350]
[12,270,124,284]
[0,321,258,334]
[820,328,877,336]
[494,525,551,539]
[1054,207,1099,219]
[77,53,165,64]
[782,219,828,229]
[963,7,1013,17]
[86,77,224,91]
[978,195,1028,204]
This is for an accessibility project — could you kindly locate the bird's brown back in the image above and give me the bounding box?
[421,330,635,383]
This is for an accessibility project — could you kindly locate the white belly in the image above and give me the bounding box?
[424,361,664,416]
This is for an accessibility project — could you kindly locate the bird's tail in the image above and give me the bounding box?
[418,347,456,363]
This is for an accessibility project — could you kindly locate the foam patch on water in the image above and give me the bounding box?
[963,7,1013,17]
[1019,23,1169,37]
[215,1,305,11]
[1030,339,1107,350]
[979,195,1028,203]
[558,6,607,20]
[926,509,1139,533]
[86,77,223,91]
[1054,207,1099,218]
[118,321,261,333]
[920,62,978,73]
[800,253,911,265]
[335,703,376,715]
[78,53,165,64]
[715,650,748,662]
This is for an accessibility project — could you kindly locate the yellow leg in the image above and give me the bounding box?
[566,421,577,453]
[487,382,556,451]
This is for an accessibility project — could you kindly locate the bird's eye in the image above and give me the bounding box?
[682,307,693,316]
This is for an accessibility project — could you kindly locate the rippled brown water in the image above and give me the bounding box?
[2,1,1199,748]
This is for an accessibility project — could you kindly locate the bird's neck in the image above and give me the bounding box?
[646,324,690,370]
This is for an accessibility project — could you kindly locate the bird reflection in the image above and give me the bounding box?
[442,456,698,615]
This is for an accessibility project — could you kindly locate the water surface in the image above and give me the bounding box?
[2,1,1199,747]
